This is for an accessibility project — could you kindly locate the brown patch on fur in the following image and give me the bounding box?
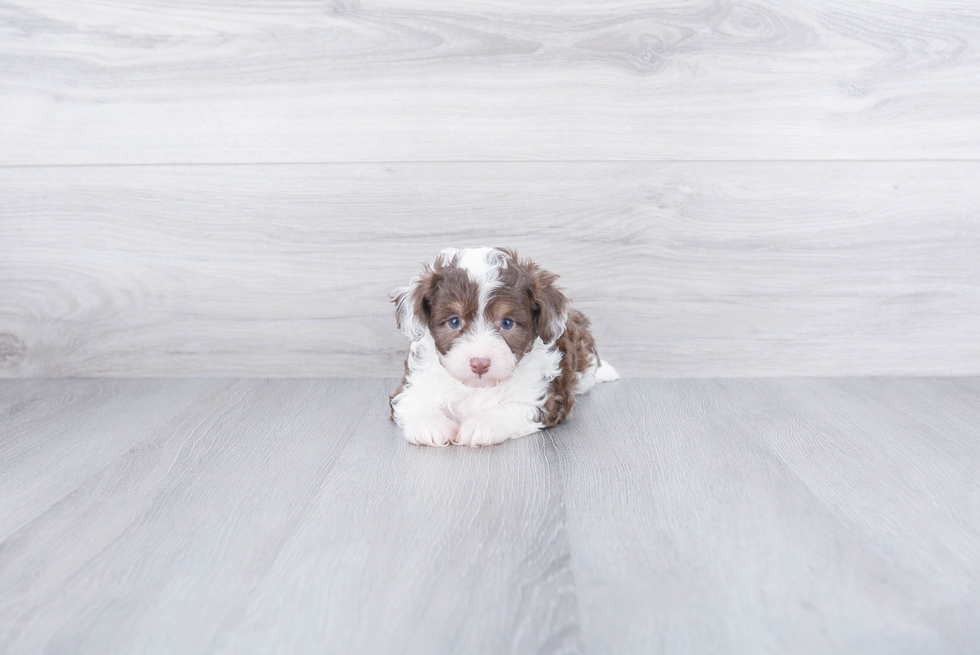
[389,258,480,417]
[391,263,439,336]
[539,308,598,427]
[392,260,480,356]
[391,249,604,428]
[426,267,479,355]
[497,248,569,346]
[488,258,538,361]
[496,250,598,427]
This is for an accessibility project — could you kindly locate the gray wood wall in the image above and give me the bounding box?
[2,0,978,377]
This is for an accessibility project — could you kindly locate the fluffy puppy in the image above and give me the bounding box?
[390,247,619,447]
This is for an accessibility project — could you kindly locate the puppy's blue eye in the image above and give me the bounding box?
[447,316,462,329]
[501,317,515,330]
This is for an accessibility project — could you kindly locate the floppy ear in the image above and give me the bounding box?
[527,267,569,344]
[391,264,439,340]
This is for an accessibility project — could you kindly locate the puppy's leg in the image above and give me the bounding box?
[595,358,620,383]
[391,386,458,447]
[454,404,543,447]
[574,354,599,395]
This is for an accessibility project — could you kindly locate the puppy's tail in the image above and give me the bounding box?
[595,358,621,383]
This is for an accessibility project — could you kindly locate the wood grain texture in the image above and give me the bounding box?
[2,0,980,164]
[2,162,978,377]
[0,379,369,653]
[1,377,978,653]
[551,377,980,654]
[0,379,229,540]
[0,378,579,655]
[208,386,579,655]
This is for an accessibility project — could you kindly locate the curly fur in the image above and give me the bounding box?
[390,247,619,447]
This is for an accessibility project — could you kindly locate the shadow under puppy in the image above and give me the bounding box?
[390,247,619,447]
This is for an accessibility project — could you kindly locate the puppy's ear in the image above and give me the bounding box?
[391,264,440,340]
[526,266,568,344]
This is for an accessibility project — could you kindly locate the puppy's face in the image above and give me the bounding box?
[393,248,568,387]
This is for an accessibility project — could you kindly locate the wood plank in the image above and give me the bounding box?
[717,377,980,649]
[3,378,977,652]
[2,0,980,164]
[2,162,978,377]
[0,378,229,540]
[553,378,980,653]
[0,380,374,653]
[209,381,579,655]
[0,379,581,654]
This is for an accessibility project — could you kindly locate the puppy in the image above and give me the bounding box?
[390,247,619,447]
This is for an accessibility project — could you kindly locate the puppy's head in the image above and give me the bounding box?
[392,247,568,387]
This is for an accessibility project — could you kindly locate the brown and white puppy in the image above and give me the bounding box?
[390,247,619,447]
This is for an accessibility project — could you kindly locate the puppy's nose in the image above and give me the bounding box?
[469,357,491,376]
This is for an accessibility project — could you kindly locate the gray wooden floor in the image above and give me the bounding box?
[2,378,978,654]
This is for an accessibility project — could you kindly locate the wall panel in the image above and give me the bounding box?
[2,162,977,377]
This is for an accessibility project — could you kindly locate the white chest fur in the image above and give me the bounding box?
[406,333,560,420]
[391,333,563,446]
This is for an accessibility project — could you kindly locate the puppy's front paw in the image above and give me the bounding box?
[454,416,511,448]
[402,414,458,447]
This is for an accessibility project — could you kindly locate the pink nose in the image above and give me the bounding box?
[469,357,491,376]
